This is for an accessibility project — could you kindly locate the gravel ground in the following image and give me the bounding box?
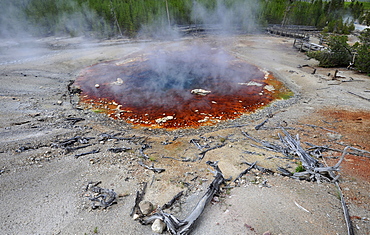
[0,34,369,235]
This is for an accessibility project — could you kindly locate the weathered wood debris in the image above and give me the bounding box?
[85,181,117,209]
[242,128,358,182]
[138,161,166,173]
[134,161,225,235]
[73,127,367,235]
[242,128,366,235]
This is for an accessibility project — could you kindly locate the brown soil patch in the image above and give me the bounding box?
[318,108,370,182]
[297,108,370,212]
[297,108,370,181]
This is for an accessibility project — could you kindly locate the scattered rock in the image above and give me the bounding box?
[238,81,263,86]
[151,219,166,233]
[95,84,100,88]
[139,201,154,215]
[191,89,211,96]
[264,85,275,91]
[327,133,342,140]
[132,214,140,220]
[111,78,124,86]
[155,116,174,124]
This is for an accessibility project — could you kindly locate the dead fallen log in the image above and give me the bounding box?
[241,161,274,174]
[321,149,355,235]
[198,143,226,160]
[85,181,117,209]
[303,123,338,133]
[233,161,256,184]
[162,156,192,162]
[131,182,148,217]
[277,130,358,182]
[244,128,355,182]
[99,133,143,141]
[305,142,370,158]
[254,118,269,130]
[277,167,293,177]
[139,144,151,160]
[108,147,132,153]
[242,150,265,156]
[347,91,370,102]
[65,117,85,125]
[138,161,165,173]
[139,161,225,235]
[190,138,209,151]
[161,191,184,210]
[242,131,287,155]
[53,136,94,148]
[336,183,354,235]
[66,144,93,154]
[278,129,319,169]
[75,149,99,158]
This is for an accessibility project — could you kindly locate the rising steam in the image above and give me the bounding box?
[191,0,261,34]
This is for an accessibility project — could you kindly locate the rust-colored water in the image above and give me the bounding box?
[75,50,291,129]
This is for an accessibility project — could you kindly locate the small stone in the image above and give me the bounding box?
[152,218,166,233]
[262,231,271,235]
[139,201,154,215]
[95,84,100,88]
[264,85,275,91]
[57,100,63,105]
[327,133,342,140]
[132,214,140,220]
[111,77,124,85]
[190,88,211,96]
[155,116,174,124]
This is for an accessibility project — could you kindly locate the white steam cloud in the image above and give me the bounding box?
[191,0,261,34]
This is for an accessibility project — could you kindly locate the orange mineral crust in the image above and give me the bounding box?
[75,46,291,129]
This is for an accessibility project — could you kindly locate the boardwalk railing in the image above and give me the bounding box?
[293,39,326,52]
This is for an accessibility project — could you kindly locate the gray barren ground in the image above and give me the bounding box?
[0,35,369,235]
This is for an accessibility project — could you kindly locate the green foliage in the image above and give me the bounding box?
[307,30,369,76]
[322,17,355,35]
[347,1,365,20]
[295,161,305,173]
[307,35,352,67]
[261,0,286,24]
[353,29,370,75]
[260,0,358,34]
[2,0,364,38]
[360,11,370,26]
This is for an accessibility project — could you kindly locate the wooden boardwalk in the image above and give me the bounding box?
[266,25,326,52]
[293,39,326,52]
[266,26,310,40]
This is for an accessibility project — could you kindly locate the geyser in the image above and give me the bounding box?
[75,45,291,128]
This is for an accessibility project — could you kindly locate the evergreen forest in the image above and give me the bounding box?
[1,0,369,38]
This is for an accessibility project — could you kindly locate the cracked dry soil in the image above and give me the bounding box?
[0,35,369,235]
